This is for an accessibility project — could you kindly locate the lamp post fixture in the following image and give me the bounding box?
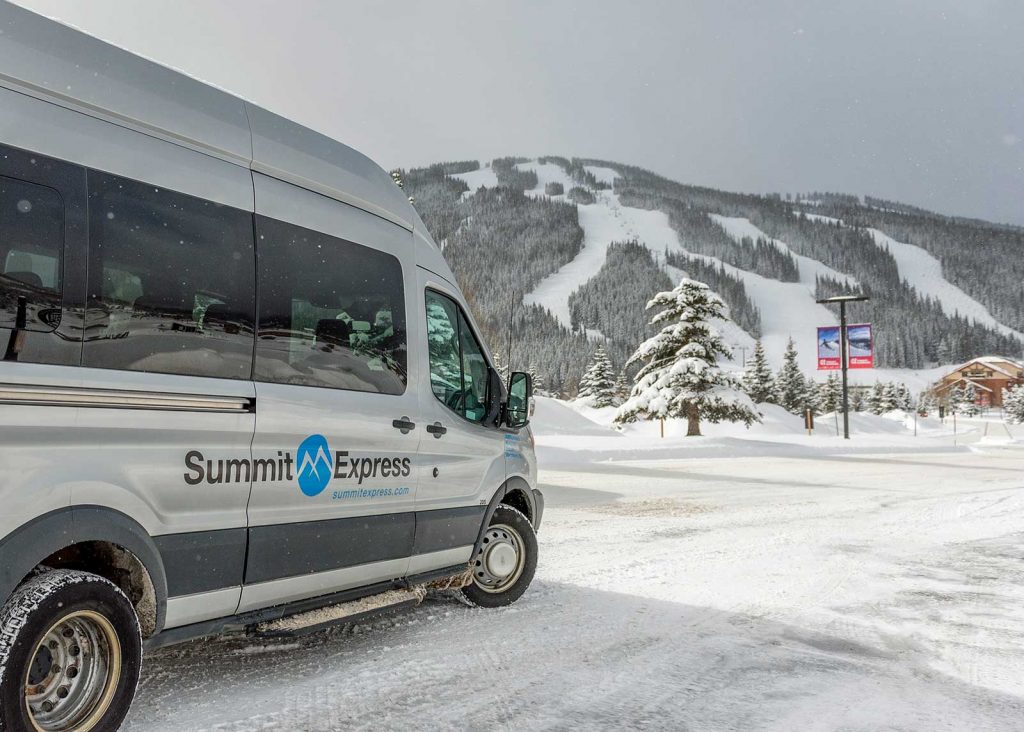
[816,294,870,439]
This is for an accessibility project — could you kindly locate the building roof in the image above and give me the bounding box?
[950,356,1024,379]
[935,377,994,393]
[0,1,419,232]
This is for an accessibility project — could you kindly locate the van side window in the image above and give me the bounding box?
[83,171,256,380]
[0,175,63,332]
[254,216,408,395]
[425,290,489,423]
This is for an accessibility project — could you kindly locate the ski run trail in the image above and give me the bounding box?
[456,159,1024,389]
[126,400,1024,731]
[801,212,1024,343]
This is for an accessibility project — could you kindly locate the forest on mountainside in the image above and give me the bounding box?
[401,156,1023,396]
[567,241,672,366]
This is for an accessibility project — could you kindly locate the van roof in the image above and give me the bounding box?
[0,1,420,232]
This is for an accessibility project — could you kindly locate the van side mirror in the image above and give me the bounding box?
[505,372,532,429]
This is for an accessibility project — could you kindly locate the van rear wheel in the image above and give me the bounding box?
[0,570,142,732]
[461,505,538,608]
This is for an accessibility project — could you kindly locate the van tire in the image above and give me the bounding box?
[461,505,537,608]
[0,569,142,732]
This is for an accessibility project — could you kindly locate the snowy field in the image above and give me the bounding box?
[125,401,1024,731]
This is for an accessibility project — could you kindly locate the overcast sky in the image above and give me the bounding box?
[12,0,1024,225]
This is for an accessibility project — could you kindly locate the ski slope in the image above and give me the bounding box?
[451,164,499,197]
[461,160,1016,384]
[521,165,838,372]
[795,211,1023,340]
[516,161,574,198]
[522,186,684,330]
[866,227,1024,341]
[709,214,857,288]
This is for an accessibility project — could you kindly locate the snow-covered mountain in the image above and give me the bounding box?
[402,157,1024,396]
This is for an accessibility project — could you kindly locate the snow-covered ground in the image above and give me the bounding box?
[126,401,1024,731]
[516,161,575,199]
[451,164,499,197]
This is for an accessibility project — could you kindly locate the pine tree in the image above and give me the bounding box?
[918,389,936,415]
[614,368,630,403]
[948,384,965,415]
[614,279,759,436]
[527,364,547,397]
[851,388,865,412]
[578,345,618,407]
[1003,385,1024,424]
[960,381,980,416]
[804,381,823,416]
[867,381,886,415]
[820,372,843,413]
[881,382,899,413]
[491,349,510,384]
[774,338,806,415]
[742,340,776,404]
[895,383,914,411]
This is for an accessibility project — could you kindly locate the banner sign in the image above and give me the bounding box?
[846,323,874,369]
[817,323,874,369]
[817,326,841,370]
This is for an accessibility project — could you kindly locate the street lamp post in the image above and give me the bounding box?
[816,294,870,439]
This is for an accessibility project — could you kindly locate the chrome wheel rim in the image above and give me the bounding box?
[472,523,526,594]
[24,610,121,732]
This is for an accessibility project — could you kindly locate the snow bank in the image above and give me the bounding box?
[530,397,973,468]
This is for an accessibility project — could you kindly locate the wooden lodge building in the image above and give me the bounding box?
[933,356,1024,408]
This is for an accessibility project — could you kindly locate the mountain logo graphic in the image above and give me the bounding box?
[296,434,332,497]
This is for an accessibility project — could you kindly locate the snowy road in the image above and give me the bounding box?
[125,444,1024,731]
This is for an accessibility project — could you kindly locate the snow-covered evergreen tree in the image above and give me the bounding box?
[742,340,776,404]
[881,382,900,413]
[851,388,865,412]
[820,372,843,413]
[894,383,914,411]
[491,349,510,384]
[614,279,758,436]
[614,368,630,403]
[804,381,823,416]
[774,338,807,415]
[867,381,886,415]
[527,363,547,397]
[948,384,965,415]
[917,389,936,415]
[960,381,980,416]
[1003,385,1024,424]
[578,345,618,407]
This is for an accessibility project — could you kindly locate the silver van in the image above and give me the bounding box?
[0,4,541,729]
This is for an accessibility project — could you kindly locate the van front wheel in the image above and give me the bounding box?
[461,505,538,608]
[0,569,142,732]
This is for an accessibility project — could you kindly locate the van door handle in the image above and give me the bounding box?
[392,417,416,434]
[426,422,447,438]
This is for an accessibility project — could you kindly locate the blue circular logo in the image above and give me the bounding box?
[296,434,332,497]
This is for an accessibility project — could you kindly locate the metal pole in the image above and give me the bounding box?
[840,300,850,439]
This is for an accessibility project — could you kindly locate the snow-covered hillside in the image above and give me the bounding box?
[451,158,1022,388]
[419,157,1024,395]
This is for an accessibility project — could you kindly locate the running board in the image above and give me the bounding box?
[255,587,427,638]
[253,567,474,639]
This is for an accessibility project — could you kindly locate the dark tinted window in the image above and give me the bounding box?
[0,175,63,333]
[255,216,407,394]
[83,171,255,379]
[426,290,489,422]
